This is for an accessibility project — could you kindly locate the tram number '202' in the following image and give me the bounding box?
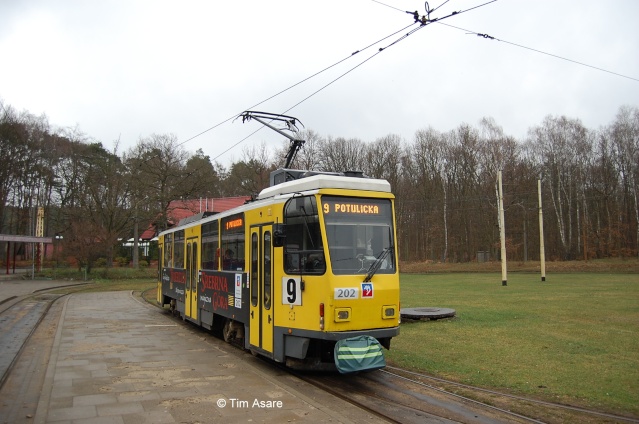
[282,277,302,305]
[335,288,358,299]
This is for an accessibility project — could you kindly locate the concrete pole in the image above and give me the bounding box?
[538,179,546,281]
[498,171,507,286]
[133,218,139,269]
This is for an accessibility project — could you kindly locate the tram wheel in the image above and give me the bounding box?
[222,319,234,343]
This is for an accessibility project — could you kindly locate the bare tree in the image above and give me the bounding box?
[528,116,589,259]
[275,129,325,171]
[61,142,133,271]
[224,143,274,195]
[611,106,639,256]
[318,136,366,173]
[124,134,199,232]
[411,127,450,262]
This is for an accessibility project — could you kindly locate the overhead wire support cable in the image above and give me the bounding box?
[369,0,405,13]
[437,21,639,83]
[430,0,451,14]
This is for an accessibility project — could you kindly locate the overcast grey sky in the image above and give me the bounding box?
[1,0,638,166]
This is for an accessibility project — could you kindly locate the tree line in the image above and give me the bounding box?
[1,99,637,269]
[284,108,638,262]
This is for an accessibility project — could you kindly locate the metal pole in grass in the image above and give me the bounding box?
[538,179,546,281]
[498,171,507,286]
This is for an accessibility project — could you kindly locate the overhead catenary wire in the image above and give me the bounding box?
[205,21,420,163]
[200,1,500,163]
[178,21,418,153]
[275,2,500,122]
[216,22,429,163]
[129,20,422,169]
[277,24,425,119]
[186,0,528,164]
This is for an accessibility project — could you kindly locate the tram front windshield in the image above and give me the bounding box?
[322,196,395,275]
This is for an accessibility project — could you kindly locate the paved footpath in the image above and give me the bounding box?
[28,290,386,424]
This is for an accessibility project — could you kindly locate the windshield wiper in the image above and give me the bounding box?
[363,245,393,282]
[299,206,315,248]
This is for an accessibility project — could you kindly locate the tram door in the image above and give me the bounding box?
[185,238,198,321]
[249,225,274,354]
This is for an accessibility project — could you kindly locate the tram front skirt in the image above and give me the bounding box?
[334,335,386,374]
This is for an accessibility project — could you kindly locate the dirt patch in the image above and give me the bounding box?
[400,258,639,274]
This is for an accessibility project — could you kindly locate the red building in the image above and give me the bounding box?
[140,197,251,241]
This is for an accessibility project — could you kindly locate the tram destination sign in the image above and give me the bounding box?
[322,201,381,215]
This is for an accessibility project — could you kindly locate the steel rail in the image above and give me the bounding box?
[384,366,639,424]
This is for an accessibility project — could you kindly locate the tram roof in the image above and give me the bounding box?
[257,174,391,200]
[159,174,392,236]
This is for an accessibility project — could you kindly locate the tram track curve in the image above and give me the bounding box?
[298,365,639,424]
[0,281,90,391]
[295,369,535,424]
[381,366,639,424]
[0,293,65,390]
[151,293,639,424]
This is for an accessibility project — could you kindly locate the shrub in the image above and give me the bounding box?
[115,256,130,267]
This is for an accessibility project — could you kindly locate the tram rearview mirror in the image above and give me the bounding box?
[273,223,286,247]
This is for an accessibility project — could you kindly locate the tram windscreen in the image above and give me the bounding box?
[322,196,395,275]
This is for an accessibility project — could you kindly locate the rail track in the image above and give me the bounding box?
[0,293,64,389]
[0,282,89,391]
[380,366,639,424]
[295,364,639,424]
[296,369,535,424]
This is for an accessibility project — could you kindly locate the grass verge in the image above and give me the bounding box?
[35,266,156,281]
[388,272,639,417]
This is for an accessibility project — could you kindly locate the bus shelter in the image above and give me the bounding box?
[1,234,53,275]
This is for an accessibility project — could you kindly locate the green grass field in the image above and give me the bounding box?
[389,272,639,416]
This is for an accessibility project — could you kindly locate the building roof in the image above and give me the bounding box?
[166,197,250,225]
[139,196,251,240]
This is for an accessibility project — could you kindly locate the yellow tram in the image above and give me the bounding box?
[157,170,400,372]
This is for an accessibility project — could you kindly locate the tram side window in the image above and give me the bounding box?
[251,232,258,307]
[264,231,272,310]
[284,196,325,275]
[164,233,173,268]
[221,214,245,271]
[201,220,219,270]
[174,230,185,269]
